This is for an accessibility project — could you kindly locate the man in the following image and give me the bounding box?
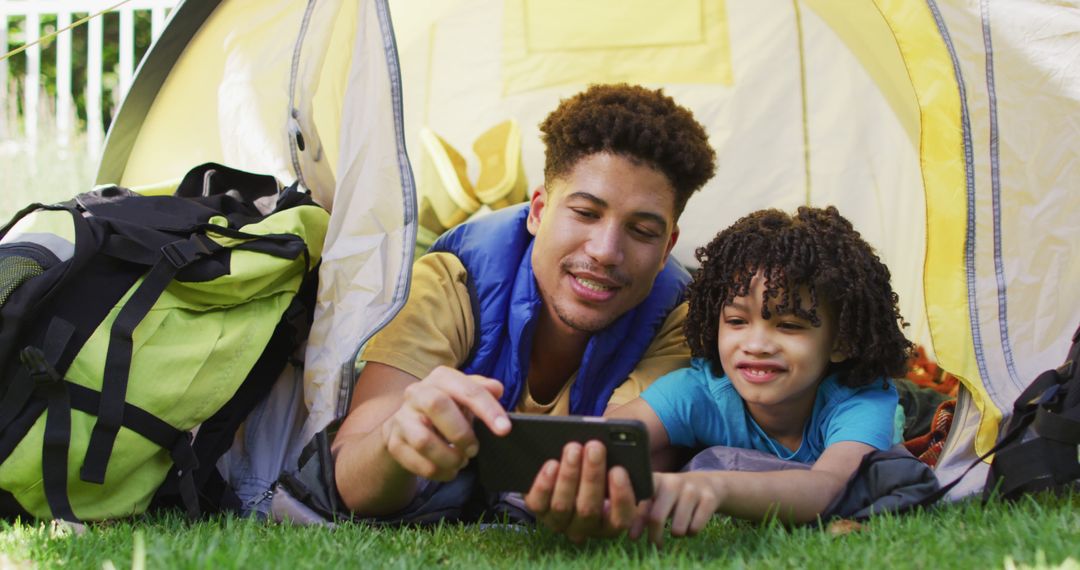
[332,84,716,535]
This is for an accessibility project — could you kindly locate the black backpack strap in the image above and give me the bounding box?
[1032,404,1080,444]
[39,369,76,522]
[80,235,219,486]
[197,224,309,264]
[65,382,201,518]
[0,202,69,239]
[990,437,1080,497]
[0,203,98,383]
[0,319,77,435]
[18,326,79,522]
[81,228,305,489]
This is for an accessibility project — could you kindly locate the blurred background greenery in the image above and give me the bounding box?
[1,7,161,219]
[3,10,154,134]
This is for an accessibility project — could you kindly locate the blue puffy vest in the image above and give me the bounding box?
[430,204,690,416]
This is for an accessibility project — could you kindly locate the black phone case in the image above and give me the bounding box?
[474,413,653,499]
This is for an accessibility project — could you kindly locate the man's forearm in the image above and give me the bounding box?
[333,429,419,516]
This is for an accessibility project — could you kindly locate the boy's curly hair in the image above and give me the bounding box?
[685,206,914,387]
[539,83,716,217]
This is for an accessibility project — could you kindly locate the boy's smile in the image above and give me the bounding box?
[718,272,846,433]
[735,362,786,384]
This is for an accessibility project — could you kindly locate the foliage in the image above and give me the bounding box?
[4,9,155,132]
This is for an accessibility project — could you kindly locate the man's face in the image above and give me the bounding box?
[527,152,679,337]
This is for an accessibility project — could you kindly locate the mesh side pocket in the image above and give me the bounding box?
[0,246,50,306]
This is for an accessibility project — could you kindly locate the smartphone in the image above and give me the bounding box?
[474,413,653,499]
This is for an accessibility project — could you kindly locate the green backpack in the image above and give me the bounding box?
[0,163,328,522]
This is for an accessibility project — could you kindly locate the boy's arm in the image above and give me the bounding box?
[607,397,673,465]
[634,441,873,545]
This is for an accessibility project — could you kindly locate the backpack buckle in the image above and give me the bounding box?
[161,235,213,268]
[19,346,63,385]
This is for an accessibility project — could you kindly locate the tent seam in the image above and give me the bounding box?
[925,0,995,403]
[980,0,1022,392]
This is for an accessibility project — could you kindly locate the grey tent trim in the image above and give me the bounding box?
[926,0,996,400]
[979,0,1023,392]
[95,0,223,185]
[286,0,321,192]
[336,0,418,418]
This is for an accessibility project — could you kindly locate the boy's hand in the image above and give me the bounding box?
[630,472,723,546]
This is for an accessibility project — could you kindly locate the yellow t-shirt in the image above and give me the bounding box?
[361,252,690,414]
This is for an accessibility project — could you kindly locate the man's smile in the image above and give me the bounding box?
[563,262,629,303]
[574,276,614,292]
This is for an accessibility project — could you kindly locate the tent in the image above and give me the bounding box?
[96,0,416,508]
[97,0,1080,508]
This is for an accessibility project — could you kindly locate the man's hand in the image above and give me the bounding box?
[629,472,723,547]
[381,366,511,481]
[524,440,639,542]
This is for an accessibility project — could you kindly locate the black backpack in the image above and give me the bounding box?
[0,163,326,522]
[985,322,1080,499]
[905,321,1080,507]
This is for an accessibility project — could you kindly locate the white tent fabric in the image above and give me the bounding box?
[98,0,1079,509]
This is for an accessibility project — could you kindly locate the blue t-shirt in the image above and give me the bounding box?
[641,358,899,463]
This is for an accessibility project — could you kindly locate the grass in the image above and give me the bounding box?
[0,491,1078,569]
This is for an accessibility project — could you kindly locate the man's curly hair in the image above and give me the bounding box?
[539,83,716,217]
[684,206,914,387]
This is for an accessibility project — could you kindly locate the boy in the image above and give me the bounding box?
[608,206,913,544]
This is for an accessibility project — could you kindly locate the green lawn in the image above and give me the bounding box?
[1,491,1079,569]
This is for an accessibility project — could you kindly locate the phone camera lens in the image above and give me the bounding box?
[610,430,637,446]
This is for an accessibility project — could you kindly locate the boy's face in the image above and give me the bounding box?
[527,152,679,338]
[717,272,846,422]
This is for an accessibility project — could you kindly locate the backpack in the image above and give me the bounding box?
[0,163,328,522]
[985,321,1080,499]
[886,320,1080,510]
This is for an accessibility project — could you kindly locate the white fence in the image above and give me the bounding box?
[1,0,178,154]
